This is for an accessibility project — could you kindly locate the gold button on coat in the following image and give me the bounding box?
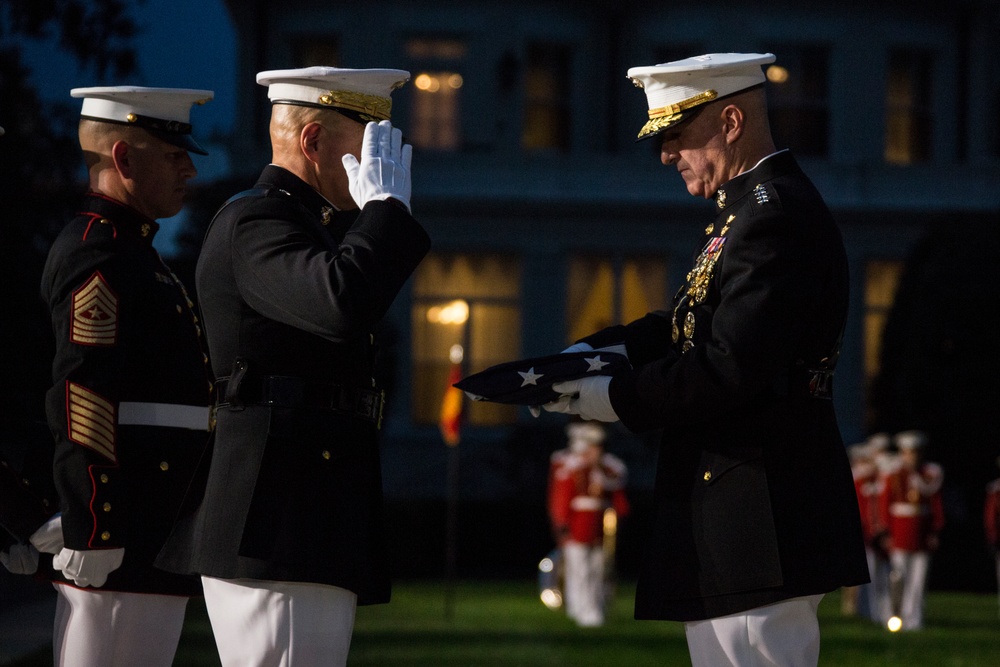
[322,450,331,460]
[100,474,109,483]
[703,471,712,481]
[101,531,111,541]
[103,502,111,512]
[160,461,169,471]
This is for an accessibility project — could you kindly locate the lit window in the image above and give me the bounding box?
[885,50,933,164]
[522,43,571,151]
[567,256,668,343]
[412,254,522,426]
[863,260,903,387]
[763,45,830,158]
[406,38,466,150]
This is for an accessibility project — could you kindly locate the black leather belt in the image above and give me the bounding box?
[215,375,385,428]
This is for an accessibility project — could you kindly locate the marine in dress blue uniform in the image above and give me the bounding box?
[39,86,215,666]
[156,67,430,667]
[539,53,869,666]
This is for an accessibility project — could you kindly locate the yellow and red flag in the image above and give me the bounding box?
[439,362,464,447]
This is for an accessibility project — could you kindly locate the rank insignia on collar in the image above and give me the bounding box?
[705,223,714,235]
[320,206,333,226]
[715,189,727,209]
[754,183,771,204]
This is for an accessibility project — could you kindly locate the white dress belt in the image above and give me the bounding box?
[117,402,212,431]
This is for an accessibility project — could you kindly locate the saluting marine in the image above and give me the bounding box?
[39,86,214,667]
[156,67,430,667]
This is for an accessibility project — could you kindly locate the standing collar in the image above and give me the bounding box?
[79,192,160,242]
[713,150,798,210]
[257,164,342,218]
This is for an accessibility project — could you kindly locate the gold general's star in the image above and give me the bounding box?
[584,355,610,372]
[518,367,543,387]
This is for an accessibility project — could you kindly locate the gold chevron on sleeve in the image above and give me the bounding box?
[67,382,117,463]
[71,272,118,346]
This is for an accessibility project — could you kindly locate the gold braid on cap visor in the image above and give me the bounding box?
[318,90,392,121]
[636,89,718,139]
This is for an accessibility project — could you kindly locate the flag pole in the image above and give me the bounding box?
[440,344,465,620]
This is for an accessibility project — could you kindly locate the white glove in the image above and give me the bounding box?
[53,547,124,588]
[29,514,64,554]
[541,376,619,423]
[529,343,627,417]
[1,543,39,575]
[341,120,412,212]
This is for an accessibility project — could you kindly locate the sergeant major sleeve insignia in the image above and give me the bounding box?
[71,272,119,346]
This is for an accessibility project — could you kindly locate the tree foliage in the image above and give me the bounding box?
[0,0,140,454]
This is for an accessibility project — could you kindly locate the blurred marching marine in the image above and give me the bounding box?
[853,432,895,624]
[877,430,944,631]
[155,67,430,667]
[547,422,629,627]
[38,86,215,666]
[983,457,1000,617]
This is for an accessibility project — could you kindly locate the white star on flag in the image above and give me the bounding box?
[518,367,543,387]
[584,355,610,372]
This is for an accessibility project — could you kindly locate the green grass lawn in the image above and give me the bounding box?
[8,581,1000,666]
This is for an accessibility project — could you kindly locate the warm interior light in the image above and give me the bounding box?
[414,73,434,91]
[449,344,464,364]
[766,65,789,84]
[887,616,903,632]
[448,73,464,89]
[426,300,469,325]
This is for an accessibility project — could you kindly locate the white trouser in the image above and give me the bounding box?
[563,541,606,627]
[865,546,893,624]
[52,584,188,667]
[889,549,930,630]
[202,576,358,667]
[684,594,824,667]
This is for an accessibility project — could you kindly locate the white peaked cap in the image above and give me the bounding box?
[70,86,214,155]
[256,66,410,123]
[627,53,775,141]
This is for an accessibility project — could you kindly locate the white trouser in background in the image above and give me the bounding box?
[684,594,824,667]
[889,549,930,630]
[562,541,606,627]
[53,584,188,667]
[202,576,358,667]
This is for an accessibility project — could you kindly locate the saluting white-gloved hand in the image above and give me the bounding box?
[541,376,619,423]
[29,514,64,555]
[341,120,412,213]
[53,547,124,588]
[1,543,39,575]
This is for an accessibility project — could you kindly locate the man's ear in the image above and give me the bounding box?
[722,104,745,144]
[111,140,131,178]
[300,122,324,165]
